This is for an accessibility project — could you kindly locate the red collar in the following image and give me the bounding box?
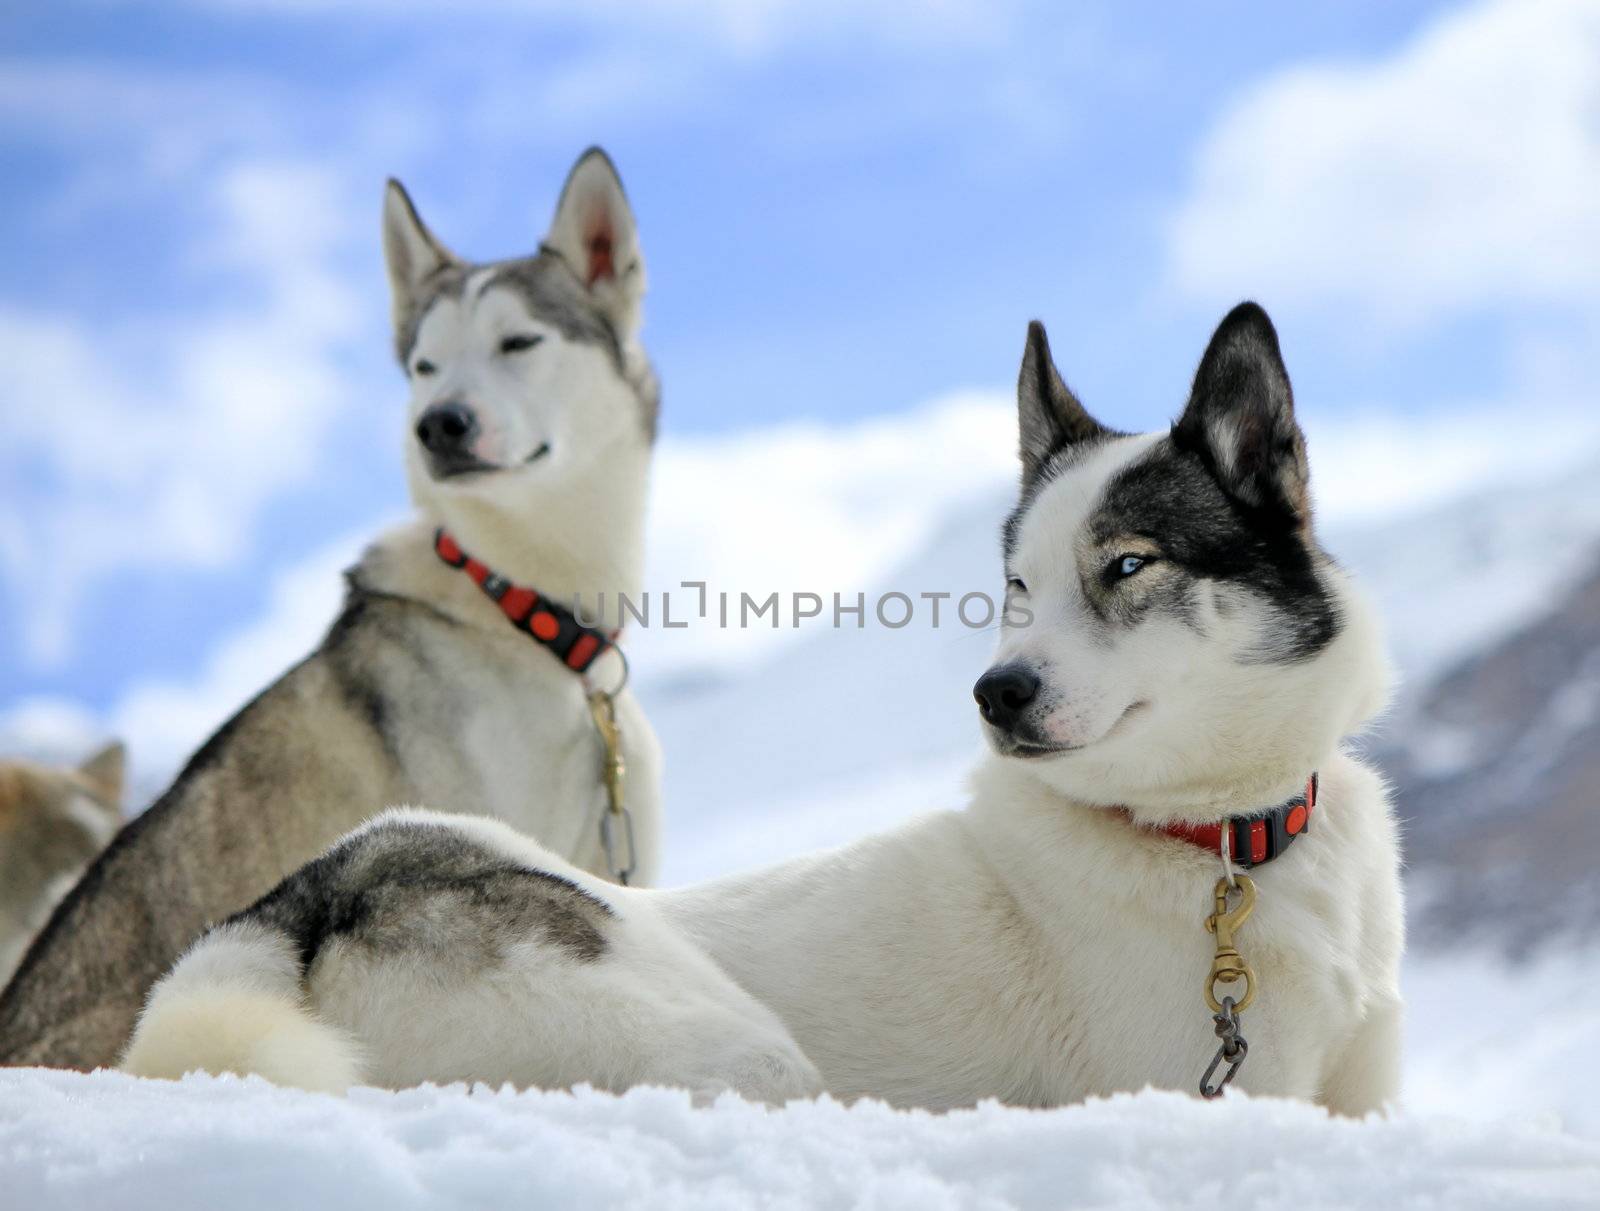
[434,529,616,675]
[1137,774,1317,869]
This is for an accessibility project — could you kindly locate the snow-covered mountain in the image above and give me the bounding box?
[1377,557,1600,945]
[1320,456,1600,944]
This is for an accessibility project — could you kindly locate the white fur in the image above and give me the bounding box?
[367,153,662,878]
[390,164,653,636]
[131,810,818,1104]
[126,421,1403,1114]
[121,922,362,1094]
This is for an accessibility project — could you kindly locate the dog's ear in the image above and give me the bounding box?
[1174,302,1309,524]
[78,740,125,812]
[542,147,645,338]
[1016,321,1107,485]
[383,179,460,341]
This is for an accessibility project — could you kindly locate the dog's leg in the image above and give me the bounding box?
[1317,994,1403,1116]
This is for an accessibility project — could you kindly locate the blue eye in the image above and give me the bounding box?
[1116,555,1145,579]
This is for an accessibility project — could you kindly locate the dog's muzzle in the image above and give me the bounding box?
[416,402,493,479]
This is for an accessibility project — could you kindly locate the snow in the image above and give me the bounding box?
[1403,943,1600,1140]
[4,1069,1598,1211]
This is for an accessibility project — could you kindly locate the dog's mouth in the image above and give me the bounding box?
[430,442,552,482]
[995,700,1148,761]
[1001,740,1082,760]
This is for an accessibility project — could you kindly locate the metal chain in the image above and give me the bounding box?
[1200,996,1249,1099]
[1198,871,1257,1099]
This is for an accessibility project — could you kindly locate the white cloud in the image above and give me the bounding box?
[634,392,1018,676]
[0,159,367,668]
[1169,0,1600,323]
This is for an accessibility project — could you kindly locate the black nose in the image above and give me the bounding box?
[973,665,1040,733]
[415,402,478,455]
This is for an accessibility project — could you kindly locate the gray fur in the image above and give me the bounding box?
[233,818,612,972]
[393,254,660,443]
[0,558,636,1069]
[392,260,468,366]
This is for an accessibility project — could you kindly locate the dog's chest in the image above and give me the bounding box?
[1039,881,1366,1103]
[383,628,658,866]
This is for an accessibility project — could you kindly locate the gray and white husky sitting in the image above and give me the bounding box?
[124,305,1403,1115]
[2,148,663,1071]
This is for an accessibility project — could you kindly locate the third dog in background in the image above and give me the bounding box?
[0,743,123,983]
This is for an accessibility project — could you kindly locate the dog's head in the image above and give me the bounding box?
[976,304,1388,810]
[0,742,123,906]
[383,148,657,540]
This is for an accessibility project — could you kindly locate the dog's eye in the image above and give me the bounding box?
[499,333,543,355]
[1113,555,1147,580]
[1006,576,1028,594]
[413,359,437,377]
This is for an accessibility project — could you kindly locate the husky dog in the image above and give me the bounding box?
[0,744,124,984]
[3,148,664,1071]
[124,305,1402,1115]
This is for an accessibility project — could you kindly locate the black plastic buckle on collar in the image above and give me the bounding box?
[1227,774,1316,870]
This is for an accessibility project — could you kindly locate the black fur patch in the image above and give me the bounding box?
[1172,301,1309,522]
[1015,320,1120,491]
[1091,440,1339,661]
[228,819,614,974]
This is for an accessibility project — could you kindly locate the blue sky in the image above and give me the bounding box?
[4,0,1599,776]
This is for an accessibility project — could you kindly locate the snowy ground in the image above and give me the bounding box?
[5,1069,1599,1211]
[4,941,1595,1209]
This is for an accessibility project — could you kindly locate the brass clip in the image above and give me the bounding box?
[586,688,634,884]
[1204,873,1256,1013]
[587,689,627,815]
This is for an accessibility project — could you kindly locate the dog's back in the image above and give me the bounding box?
[0,745,123,984]
[0,599,408,1070]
